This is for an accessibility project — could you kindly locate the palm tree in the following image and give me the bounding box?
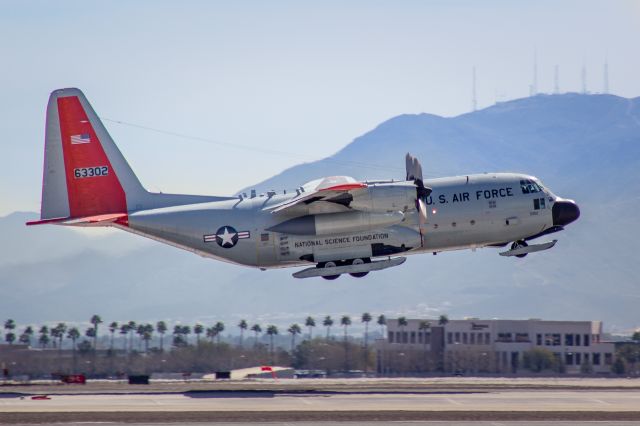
[361,312,372,348]
[361,312,372,374]
[127,321,136,351]
[194,323,204,345]
[4,319,16,344]
[397,316,408,343]
[206,326,216,343]
[305,316,316,340]
[119,323,130,351]
[419,320,431,369]
[38,333,50,348]
[213,322,224,344]
[136,324,146,350]
[238,320,248,347]
[85,327,96,346]
[287,323,301,352]
[266,325,278,354]
[172,325,185,347]
[67,327,80,370]
[90,315,102,350]
[19,326,34,346]
[156,321,167,351]
[340,315,352,341]
[52,322,67,352]
[250,324,262,346]
[377,314,387,337]
[438,314,449,326]
[323,316,334,339]
[142,324,154,352]
[108,321,118,351]
[341,315,352,371]
[38,326,49,349]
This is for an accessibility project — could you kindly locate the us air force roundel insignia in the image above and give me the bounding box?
[203,226,250,248]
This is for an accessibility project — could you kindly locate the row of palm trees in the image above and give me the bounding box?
[4,313,450,353]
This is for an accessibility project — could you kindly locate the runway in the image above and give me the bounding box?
[1,390,640,412]
[1,378,639,424]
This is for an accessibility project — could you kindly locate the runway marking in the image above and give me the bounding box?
[590,398,612,405]
[445,397,463,405]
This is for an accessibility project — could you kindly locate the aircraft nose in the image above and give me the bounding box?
[552,200,580,226]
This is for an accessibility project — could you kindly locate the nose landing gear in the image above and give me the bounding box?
[510,240,529,258]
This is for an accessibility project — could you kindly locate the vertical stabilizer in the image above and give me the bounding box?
[39,88,147,220]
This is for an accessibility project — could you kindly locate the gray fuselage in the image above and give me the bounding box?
[124,172,559,269]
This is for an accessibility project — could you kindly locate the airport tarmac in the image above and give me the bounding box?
[1,378,639,424]
[9,423,640,426]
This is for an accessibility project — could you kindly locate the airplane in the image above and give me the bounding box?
[27,88,580,279]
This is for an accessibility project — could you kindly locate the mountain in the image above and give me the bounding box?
[2,93,639,331]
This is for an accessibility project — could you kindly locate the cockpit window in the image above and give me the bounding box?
[520,179,543,194]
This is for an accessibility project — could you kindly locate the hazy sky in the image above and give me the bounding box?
[2,0,639,215]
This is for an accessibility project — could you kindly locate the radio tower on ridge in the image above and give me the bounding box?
[603,57,609,94]
[581,59,587,94]
[472,66,477,111]
[530,49,538,96]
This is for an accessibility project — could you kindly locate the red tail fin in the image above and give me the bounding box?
[57,95,127,217]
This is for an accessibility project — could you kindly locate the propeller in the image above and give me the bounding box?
[406,153,432,244]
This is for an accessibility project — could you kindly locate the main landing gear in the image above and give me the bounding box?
[318,258,372,280]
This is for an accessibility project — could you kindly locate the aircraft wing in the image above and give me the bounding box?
[268,181,368,215]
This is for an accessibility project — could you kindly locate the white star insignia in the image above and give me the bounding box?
[218,227,237,247]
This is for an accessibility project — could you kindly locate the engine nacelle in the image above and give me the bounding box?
[349,183,416,213]
[267,210,405,236]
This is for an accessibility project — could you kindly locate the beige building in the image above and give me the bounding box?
[377,318,616,375]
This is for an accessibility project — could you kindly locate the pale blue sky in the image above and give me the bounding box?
[2,0,639,215]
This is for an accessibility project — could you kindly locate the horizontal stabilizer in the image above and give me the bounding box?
[26,213,127,227]
[499,240,557,257]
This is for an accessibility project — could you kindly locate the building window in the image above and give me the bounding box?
[497,332,513,343]
[553,334,561,346]
[448,332,453,344]
[462,333,468,344]
[536,334,542,345]
[388,332,394,343]
[410,332,416,344]
[485,332,491,344]
[470,333,476,345]
[418,332,423,344]
[454,332,460,344]
[605,353,613,365]
[544,333,553,346]
[403,332,408,344]
[515,333,529,343]
[565,334,574,346]
[575,353,582,365]
[584,334,590,346]
[575,334,581,346]
[565,353,574,365]
[593,353,601,365]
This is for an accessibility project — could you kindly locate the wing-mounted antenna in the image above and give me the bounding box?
[405,153,432,245]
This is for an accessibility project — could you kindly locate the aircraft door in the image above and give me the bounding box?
[256,230,277,267]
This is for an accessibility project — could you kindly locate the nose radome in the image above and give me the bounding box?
[552,200,580,227]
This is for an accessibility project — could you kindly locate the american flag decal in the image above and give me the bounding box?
[70,133,91,145]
